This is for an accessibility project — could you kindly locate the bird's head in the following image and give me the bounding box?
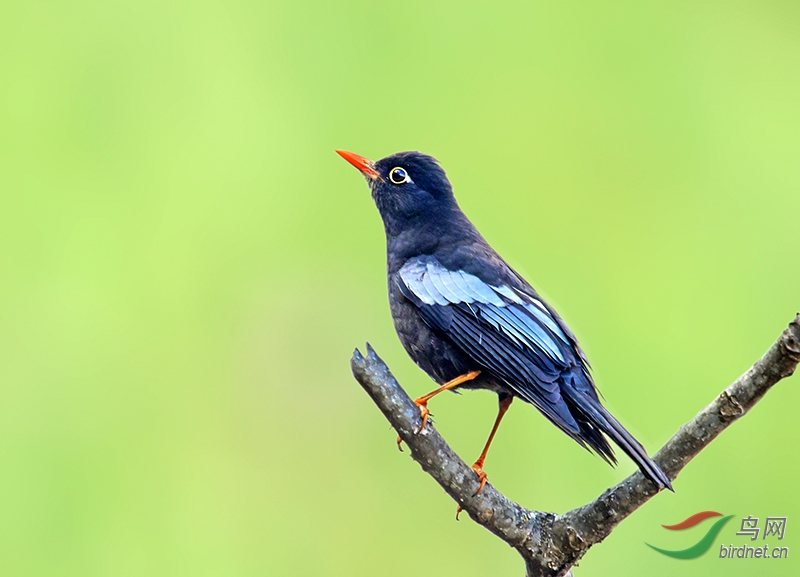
[336,150,459,237]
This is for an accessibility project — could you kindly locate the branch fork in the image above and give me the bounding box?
[350,315,800,576]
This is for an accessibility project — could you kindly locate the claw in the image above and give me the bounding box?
[395,399,431,451]
[454,464,488,521]
[392,371,482,455]
[415,400,430,433]
[471,463,488,496]
[456,461,486,521]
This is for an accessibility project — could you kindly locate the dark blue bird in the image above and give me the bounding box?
[337,149,672,495]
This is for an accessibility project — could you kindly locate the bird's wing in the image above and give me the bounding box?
[397,255,584,434]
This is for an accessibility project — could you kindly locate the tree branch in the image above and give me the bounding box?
[350,314,800,577]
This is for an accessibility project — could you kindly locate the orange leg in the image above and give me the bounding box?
[396,370,481,450]
[456,395,513,519]
[470,394,513,495]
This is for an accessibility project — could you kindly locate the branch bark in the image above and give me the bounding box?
[350,314,800,577]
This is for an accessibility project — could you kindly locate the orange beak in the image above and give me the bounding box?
[336,150,382,181]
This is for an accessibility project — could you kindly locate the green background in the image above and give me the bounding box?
[1,1,798,575]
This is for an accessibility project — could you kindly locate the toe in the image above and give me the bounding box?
[471,464,488,496]
[416,404,430,433]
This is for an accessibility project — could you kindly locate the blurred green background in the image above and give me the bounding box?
[1,1,798,575]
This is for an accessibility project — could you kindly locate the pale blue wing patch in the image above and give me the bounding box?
[524,303,567,340]
[400,257,493,304]
[507,306,565,362]
[420,269,450,306]
[425,260,466,304]
[437,270,470,304]
[446,271,483,302]
[398,259,438,305]
[460,271,505,306]
[399,256,567,363]
[492,284,525,305]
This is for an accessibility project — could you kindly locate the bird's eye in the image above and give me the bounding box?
[389,167,410,184]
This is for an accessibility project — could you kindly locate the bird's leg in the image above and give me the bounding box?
[413,370,482,431]
[470,394,513,495]
[396,370,481,450]
[456,394,513,520]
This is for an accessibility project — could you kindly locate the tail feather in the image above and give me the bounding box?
[563,387,673,491]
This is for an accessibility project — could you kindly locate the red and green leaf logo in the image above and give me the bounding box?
[646,511,734,559]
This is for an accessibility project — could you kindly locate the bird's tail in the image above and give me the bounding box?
[563,387,673,491]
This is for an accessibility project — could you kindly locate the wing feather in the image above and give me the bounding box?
[397,256,672,490]
[399,256,582,433]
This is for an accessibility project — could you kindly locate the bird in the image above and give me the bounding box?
[336,149,673,497]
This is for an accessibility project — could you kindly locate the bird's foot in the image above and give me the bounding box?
[414,399,431,432]
[454,462,489,520]
[395,372,480,452]
[470,462,488,496]
[396,399,431,451]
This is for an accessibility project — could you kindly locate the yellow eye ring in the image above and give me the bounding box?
[389,167,410,184]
